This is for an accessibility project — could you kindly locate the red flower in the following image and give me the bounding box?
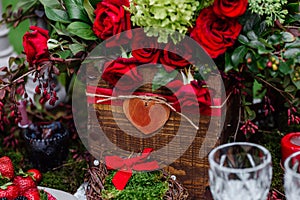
[172,80,211,115]
[93,0,132,46]
[102,57,142,91]
[213,0,248,18]
[132,30,163,64]
[160,40,192,72]
[23,26,49,67]
[190,7,242,58]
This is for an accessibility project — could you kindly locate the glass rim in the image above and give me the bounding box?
[208,142,272,173]
[284,151,300,177]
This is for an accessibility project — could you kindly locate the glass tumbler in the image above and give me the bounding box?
[284,151,300,200]
[208,142,272,200]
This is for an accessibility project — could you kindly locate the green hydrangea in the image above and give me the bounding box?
[248,0,288,26]
[128,0,200,44]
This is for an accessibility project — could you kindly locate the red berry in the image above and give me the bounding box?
[13,176,36,195]
[0,184,19,200]
[23,188,40,200]
[34,86,41,94]
[26,169,42,184]
[0,156,14,180]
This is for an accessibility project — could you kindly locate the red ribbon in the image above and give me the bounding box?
[105,148,160,190]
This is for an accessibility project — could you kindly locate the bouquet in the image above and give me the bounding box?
[0,0,299,144]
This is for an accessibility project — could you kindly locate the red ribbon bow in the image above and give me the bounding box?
[105,148,160,190]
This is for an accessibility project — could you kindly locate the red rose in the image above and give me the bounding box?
[173,80,211,115]
[102,57,142,91]
[23,26,49,67]
[190,7,242,58]
[160,40,192,72]
[93,0,132,46]
[132,30,163,64]
[213,0,248,18]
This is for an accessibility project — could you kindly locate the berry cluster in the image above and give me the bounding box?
[288,107,300,125]
[0,156,55,200]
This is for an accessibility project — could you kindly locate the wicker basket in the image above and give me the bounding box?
[85,159,189,200]
[85,65,239,199]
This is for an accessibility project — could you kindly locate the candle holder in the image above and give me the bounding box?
[281,132,300,166]
[22,121,69,172]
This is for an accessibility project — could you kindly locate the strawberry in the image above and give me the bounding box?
[0,157,14,180]
[22,188,40,200]
[26,169,42,184]
[13,176,36,195]
[0,183,19,200]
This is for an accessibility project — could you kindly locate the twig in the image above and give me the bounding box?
[0,69,36,90]
[255,76,295,101]
[233,96,242,142]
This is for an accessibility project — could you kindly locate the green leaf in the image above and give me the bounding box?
[69,43,86,55]
[238,34,249,45]
[283,75,290,88]
[268,33,282,45]
[67,22,98,40]
[64,0,89,22]
[39,0,62,8]
[247,31,258,41]
[14,0,38,13]
[279,60,292,75]
[292,79,300,90]
[248,40,265,49]
[54,50,72,59]
[284,48,300,59]
[285,85,296,93]
[253,79,266,99]
[257,46,273,55]
[231,45,248,67]
[224,52,234,72]
[281,32,296,43]
[152,66,178,91]
[44,7,71,23]
[83,0,95,22]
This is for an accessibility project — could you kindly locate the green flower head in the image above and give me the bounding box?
[128,0,201,44]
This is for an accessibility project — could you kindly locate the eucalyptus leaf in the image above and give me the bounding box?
[44,7,71,23]
[285,40,300,49]
[67,22,98,40]
[238,35,249,45]
[281,32,296,43]
[247,31,258,41]
[152,66,178,91]
[231,45,248,67]
[284,48,300,59]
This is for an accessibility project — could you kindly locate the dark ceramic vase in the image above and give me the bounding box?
[22,121,69,172]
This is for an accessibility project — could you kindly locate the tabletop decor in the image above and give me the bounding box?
[85,149,189,200]
[208,142,273,200]
[0,0,299,199]
[283,151,300,200]
[281,132,300,164]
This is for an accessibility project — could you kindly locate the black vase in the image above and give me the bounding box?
[22,122,69,172]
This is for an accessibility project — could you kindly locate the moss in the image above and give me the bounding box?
[39,159,88,193]
[102,170,169,199]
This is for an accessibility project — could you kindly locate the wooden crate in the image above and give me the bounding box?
[85,65,239,199]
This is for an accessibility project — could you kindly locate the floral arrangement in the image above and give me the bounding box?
[0,0,299,143]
